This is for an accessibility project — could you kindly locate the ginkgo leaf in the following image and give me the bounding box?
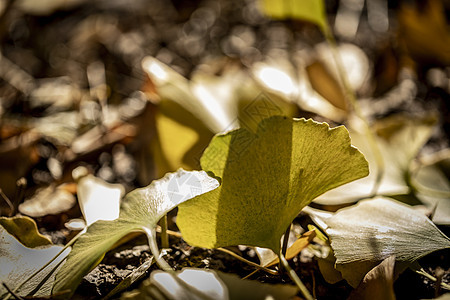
[0,216,52,247]
[177,116,368,253]
[348,256,396,300]
[75,169,125,226]
[260,0,327,32]
[316,115,437,205]
[52,169,219,296]
[0,225,70,298]
[18,183,76,217]
[314,197,450,287]
[122,268,298,300]
[256,230,316,268]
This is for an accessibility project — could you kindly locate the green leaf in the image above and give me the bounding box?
[0,225,70,298]
[52,169,219,296]
[313,197,450,287]
[0,216,52,247]
[121,268,298,300]
[260,0,327,32]
[177,116,369,252]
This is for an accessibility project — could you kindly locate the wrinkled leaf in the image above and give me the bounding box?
[260,0,327,32]
[348,256,396,300]
[412,149,450,225]
[53,169,219,296]
[178,116,368,252]
[317,197,450,287]
[0,225,70,298]
[122,268,298,300]
[0,216,51,247]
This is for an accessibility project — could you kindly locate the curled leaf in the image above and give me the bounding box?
[316,197,450,287]
[0,225,70,298]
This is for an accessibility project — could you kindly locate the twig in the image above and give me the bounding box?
[0,188,14,216]
[413,268,450,291]
[279,252,314,300]
[280,224,291,275]
[217,247,278,276]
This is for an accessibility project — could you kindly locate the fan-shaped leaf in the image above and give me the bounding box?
[177,116,368,252]
[53,169,219,296]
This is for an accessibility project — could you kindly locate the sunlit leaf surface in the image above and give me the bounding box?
[53,169,219,296]
[317,197,450,287]
[178,116,368,252]
[0,224,70,298]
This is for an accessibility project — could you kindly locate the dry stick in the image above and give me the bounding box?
[217,247,278,276]
[13,178,27,215]
[279,252,314,300]
[322,25,385,197]
[158,226,278,276]
[280,224,291,275]
[0,188,14,216]
[413,268,450,291]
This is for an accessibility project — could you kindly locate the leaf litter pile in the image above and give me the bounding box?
[1,0,450,299]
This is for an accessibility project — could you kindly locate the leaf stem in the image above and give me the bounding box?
[160,215,169,248]
[144,227,172,272]
[5,228,85,299]
[323,24,385,197]
[279,252,314,300]
[280,224,291,275]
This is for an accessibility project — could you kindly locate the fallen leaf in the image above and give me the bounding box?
[316,114,437,205]
[52,169,219,296]
[177,116,368,252]
[0,216,51,247]
[398,0,450,65]
[260,0,327,32]
[316,197,450,287]
[18,184,76,218]
[348,255,396,300]
[412,149,450,225]
[0,225,70,298]
[121,268,298,300]
[75,171,125,226]
[256,230,316,268]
